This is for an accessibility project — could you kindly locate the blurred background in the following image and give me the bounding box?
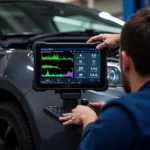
[54,0,150,20]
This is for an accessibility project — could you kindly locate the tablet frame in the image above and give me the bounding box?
[33,42,108,91]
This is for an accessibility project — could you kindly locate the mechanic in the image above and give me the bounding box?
[59,8,150,150]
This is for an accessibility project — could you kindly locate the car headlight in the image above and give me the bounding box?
[107,62,121,86]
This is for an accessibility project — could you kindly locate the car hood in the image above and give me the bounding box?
[83,87,124,103]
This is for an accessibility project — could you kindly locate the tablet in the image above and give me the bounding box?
[33,42,108,91]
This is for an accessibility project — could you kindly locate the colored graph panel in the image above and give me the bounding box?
[41,52,74,78]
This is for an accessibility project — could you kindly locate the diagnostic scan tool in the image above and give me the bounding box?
[33,42,108,124]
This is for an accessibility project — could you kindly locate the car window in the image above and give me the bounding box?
[53,15,121,33]
[0,4,43,34]
[0,2,123,35]
[51,4,122,33]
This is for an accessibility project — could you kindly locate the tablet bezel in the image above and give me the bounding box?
[33,42,108,91]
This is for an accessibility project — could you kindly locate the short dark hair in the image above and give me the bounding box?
[121,8,150,76]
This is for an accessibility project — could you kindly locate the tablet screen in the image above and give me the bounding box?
[33,43,108,90]
[41,47,100,84]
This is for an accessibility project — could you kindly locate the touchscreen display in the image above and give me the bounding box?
[40,47,101,84]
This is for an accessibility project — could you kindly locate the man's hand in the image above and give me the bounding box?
[59,105,98,129]
[87,34,120,50]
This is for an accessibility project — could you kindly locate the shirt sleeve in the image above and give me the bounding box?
[78,106,135,150]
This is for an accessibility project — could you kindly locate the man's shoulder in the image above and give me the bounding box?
[102,91,150,115]
[109,91,150,104]
[104,93,137,105]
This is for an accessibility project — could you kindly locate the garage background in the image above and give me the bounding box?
[54,0,150,20]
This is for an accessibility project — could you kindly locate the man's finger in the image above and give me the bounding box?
[59,115,72,121]
[96,42,107,50]
[89,102,105,108]
[87,38,93,43]
[87,36,99,43]
[87,35,102,43]
[63,119,73,126]
[90,102,105,105]
[62,113,72,116]
[72,109,75,113]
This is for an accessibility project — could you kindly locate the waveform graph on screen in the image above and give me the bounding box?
[41,52,74,78]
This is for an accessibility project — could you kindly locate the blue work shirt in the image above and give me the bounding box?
[78,81,150,150]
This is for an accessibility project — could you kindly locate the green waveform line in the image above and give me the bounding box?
[42,55,73,61]
[42,65,58,69]
[42,71,63,77]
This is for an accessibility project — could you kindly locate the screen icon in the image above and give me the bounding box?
[79,73,83,77]
[79,60,82,63]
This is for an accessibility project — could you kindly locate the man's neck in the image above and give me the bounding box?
[131,74,150,92]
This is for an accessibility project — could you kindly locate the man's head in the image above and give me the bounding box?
[120,8,150,93]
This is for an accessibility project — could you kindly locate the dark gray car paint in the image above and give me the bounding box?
[0,50,124,150]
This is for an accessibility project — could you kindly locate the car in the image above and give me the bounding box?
[0,0,124,150]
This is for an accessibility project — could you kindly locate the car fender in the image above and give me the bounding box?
[0,77,43,150]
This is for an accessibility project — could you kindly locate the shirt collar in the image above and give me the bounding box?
[138,80,150,91]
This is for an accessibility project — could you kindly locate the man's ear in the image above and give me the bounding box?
[121,51,130,72]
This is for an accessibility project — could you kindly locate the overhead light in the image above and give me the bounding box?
[99,12,125,26]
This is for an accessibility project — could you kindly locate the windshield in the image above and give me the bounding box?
[0,1,123,35]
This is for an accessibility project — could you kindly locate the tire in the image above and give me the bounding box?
[0,101,34,150]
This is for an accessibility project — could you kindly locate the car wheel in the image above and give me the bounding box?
[0,101,34,150]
